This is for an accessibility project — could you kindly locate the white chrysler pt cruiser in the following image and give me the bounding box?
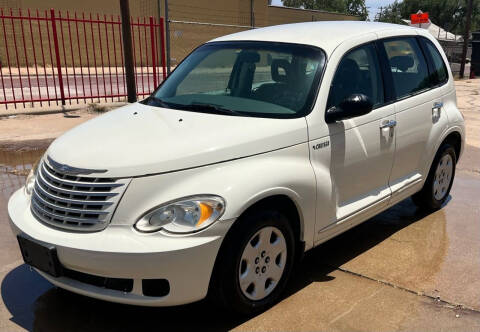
[9,21,465,314]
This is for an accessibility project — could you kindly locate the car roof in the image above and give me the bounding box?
[210,21,419,55]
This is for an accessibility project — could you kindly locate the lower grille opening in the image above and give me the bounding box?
[142,279,170,297]
[63,268,133,293]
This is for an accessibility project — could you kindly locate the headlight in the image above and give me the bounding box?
[135,195,225,234]
[25,158,41,195]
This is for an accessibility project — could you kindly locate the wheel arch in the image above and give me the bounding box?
[424,127,464,177]
[207,192,305,311]
[222,190,307,252]
[236,194,303,244]
[442,130,462,163]
[207,192,306,300]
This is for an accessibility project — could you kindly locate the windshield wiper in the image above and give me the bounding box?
[181,103,242,116]
[144,98,243,116]
[143,96,172,109]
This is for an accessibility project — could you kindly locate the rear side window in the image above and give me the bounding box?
[382,38,430,99]
[422,38,448,85]
[327,43,384,110]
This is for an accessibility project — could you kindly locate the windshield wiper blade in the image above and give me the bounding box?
[144,98,242,116]
[144,96,172,109]
[183,103,242,116]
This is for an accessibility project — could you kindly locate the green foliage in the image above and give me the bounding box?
[376,0,480,35]
[375,0,404,24]
[281,0,368,20]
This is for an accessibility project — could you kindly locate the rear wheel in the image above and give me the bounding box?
[412,143,456,210]
[210,209,295,315]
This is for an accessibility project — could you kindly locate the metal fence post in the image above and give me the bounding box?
[50,8,66,105]
[164,0,171,75]
[250,0,255,28]
[159,17,167,80]
[149,16,157,88]
[120,0,137,103]
[460,0,474,79]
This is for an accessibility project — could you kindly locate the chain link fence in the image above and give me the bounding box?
[438,40,472,77]
[168,21,250,67]
[163,2,357,69]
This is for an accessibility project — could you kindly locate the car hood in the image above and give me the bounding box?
[46,103,308,177]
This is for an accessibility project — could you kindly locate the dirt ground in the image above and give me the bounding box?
[0,79,479,331]
[0,110,96,151]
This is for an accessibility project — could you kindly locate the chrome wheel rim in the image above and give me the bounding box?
[433,154,453,200]
[238,226,287,301]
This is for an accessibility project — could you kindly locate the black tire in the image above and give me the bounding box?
[209,209,296,315]
[412,143,456,211]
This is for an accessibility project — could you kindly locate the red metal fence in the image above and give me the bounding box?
[0,8,166,109]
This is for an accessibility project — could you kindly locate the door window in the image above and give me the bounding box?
[327,43,384,110]
[422,38,448,85]
[382,38,430,98]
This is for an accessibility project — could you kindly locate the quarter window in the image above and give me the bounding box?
[423,38,448,85]
[382,38,430,98]
[327,43,384,110]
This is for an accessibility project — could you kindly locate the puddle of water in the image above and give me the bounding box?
[0,149,46,200]
[314,197,448,288]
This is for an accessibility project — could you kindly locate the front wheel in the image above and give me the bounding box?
[412,143,456,210]
[210,209,295,315]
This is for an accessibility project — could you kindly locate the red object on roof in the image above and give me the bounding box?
[411,12,429,24]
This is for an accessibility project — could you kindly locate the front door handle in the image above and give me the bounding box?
[379,119,397,129]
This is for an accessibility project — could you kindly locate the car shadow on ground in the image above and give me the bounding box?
[1,198,441,332]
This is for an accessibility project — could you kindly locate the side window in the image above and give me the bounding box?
[423,38,448,85]
[382,38,430,98]
[327,43,384,110]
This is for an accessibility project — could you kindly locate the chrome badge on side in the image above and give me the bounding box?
[312,140,330,151]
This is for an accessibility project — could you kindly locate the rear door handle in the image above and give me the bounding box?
[379,119,397,129]
[433,102,443,119]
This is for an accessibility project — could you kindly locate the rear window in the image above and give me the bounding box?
[382,37,430,99]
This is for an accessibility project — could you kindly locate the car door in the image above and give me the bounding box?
[309,42,397,242]
[379,36,450,201]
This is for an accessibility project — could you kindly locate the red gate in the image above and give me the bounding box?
[0,8,166,109]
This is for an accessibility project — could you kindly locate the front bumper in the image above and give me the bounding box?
[8,188,233,306]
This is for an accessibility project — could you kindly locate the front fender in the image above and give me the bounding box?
[112,143,317,249]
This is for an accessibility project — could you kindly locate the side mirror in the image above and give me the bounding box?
[325,94,373,123]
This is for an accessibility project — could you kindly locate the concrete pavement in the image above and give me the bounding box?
[0,72,157,113]
[0,79,479,331]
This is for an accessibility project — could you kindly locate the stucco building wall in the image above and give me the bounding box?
[0,0,358,66]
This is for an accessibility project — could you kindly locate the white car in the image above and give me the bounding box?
[8,21,465,314]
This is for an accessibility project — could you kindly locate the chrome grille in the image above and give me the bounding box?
[31,159,130,232]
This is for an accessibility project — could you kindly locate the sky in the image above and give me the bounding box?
[270,0,398,21]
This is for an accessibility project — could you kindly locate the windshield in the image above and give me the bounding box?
[147,41,326,118]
